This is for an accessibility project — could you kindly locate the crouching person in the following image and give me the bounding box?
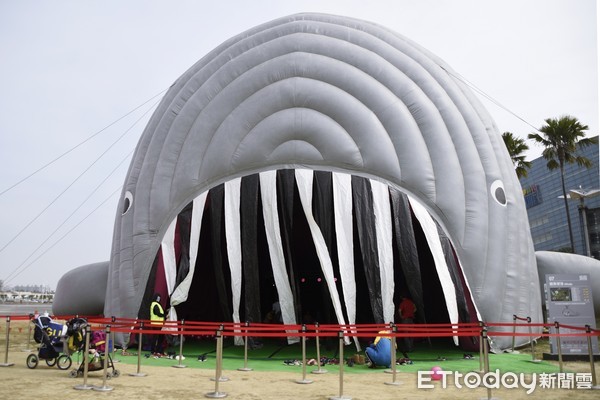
[365,330,393,368]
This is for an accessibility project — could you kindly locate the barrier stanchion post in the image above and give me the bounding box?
[384,324,395,374]
[329,330,351,400]
[211,325,229,382]
[237,321,252,372]
[173,319,187,369]
[510,315,518,353]
[110,316,119,363]
[480,326,494,400]
[129,321,147,377]
[312,322,327,374]
[206,330,227,398]
[74,324,93,390]
[296,324,313,384]
[527,317,541,363]
[93,325,114,392]
[554,321,564,373]
[23,314,34,352]
[0,316,14,367]
[478,321,484,373]
[585,325,600,390]
[385,325,401,386]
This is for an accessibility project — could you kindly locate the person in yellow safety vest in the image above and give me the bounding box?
[150,293,166,357]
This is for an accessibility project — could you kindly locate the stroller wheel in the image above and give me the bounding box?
[112,369,121,377]
[68,369,78,378]
[57,355,72,370]
[26,354,38,369]
[45,358,57,367]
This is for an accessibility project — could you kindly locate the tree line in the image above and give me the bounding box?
[502,115,598,253]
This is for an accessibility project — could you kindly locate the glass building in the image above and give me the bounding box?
[519,137,599,258]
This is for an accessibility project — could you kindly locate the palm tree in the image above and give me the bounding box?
[501,132,531,178]
[528,115,598,252]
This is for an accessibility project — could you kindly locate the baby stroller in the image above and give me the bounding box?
[69,327,120,378]
[65,317,87,353]
[26,313,72,370]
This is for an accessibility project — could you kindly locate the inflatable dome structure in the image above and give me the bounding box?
[54,13,545,351]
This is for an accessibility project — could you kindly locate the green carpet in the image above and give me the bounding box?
[110,338,566,375]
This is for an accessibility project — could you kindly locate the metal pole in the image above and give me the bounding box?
[580,201,592,257]
[110,316,119,363]
[482,326,493,400]
[74,324,93,390]
[237,321,252,371]
[478,321,484,373]
[23,314,34,352]
[585,325,600,389]
[555,321,564,373]
[206,330,227,398]
[211,326,229,382]
[173,319,187,369]
[312,322,327,374]
[527,317,541,363]
[384,324,395,374]
[129,321,147,377]
[296,324,313,384]
[329,331,351,400]
[0,316,14,367]
[511,315,518,353]
[93,325,114,392]
[385,325,401,386]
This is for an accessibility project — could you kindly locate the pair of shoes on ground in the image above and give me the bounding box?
[283,359,301,366]
[197,354,207,362]
[397,357,413,365]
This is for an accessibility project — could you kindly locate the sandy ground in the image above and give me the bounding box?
[1,320,599,400]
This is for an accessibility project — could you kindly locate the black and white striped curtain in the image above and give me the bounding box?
[152,169,475,346]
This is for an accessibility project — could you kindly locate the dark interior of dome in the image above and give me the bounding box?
[140,169,478,347]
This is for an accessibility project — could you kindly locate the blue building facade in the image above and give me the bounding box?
[519,138,600,258]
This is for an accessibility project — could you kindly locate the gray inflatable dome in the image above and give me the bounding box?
[55,13,543,350]
[53,261,108,316]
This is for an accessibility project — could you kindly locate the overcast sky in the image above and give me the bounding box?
[0,0,597,290]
